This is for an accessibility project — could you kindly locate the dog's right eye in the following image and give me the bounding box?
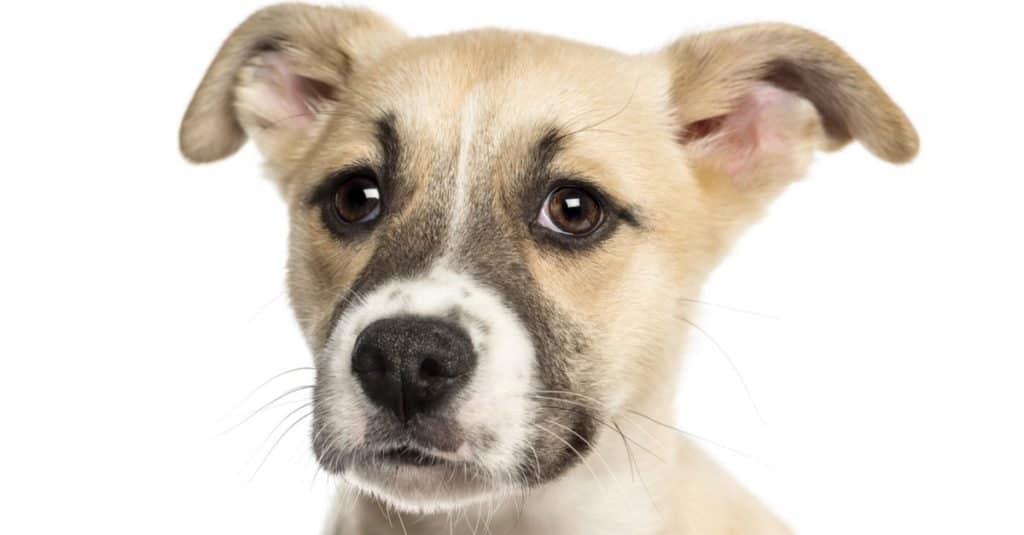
[537,186,604,237]
[333,175,382,224]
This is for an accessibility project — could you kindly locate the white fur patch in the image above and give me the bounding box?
[320,266,538,495]
[447,88,482,255]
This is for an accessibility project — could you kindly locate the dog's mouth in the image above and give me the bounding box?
[330,439,506,513]
[378,444,453,467]
[310,401,600,513]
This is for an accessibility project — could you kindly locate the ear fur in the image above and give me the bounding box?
[179,3,405,164]
[663,23,918,187]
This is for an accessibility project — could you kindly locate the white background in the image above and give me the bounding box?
[1,1,1021,533]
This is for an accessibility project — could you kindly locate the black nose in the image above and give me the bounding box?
[351,317,477,423]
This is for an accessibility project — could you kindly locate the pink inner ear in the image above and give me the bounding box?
[240,51,327,129]
[681,84,818,185]
[263,52,316,122]
[260,52,315,125]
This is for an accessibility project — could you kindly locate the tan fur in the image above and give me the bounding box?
[180,5,917,534]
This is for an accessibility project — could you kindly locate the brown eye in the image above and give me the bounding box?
[333,176,382,223]
[538,186,604,236]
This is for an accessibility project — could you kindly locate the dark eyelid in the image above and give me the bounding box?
[616,202,641,228]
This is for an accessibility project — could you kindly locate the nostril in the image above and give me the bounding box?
[418,356,444,380]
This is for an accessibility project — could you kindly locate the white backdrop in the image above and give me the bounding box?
[1,1,1021,534]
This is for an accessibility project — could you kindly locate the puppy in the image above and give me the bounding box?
[180,4,917,534]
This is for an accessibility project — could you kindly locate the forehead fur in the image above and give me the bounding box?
[281,30,685,197]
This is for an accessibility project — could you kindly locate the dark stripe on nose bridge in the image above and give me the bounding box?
[320,114,457,346]
[447,175,582,398]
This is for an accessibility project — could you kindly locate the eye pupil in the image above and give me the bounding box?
[334,176,382,223]
[543,186,603,236]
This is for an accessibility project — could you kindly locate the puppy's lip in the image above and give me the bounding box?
[377,442,472,467]
[380,445,449,467]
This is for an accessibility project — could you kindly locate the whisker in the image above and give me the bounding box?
[245,290,287,323]
[547,419,622,489]
[617,421,661,518]
[219,367,314,422]
[251,401,313,459]
[248,410,314,483]
[532,389,607,409]
[532,377,763,466]
[217,384,315,436]
[679,297,779,319]
[531,400,665,463]
[677,315,767,424]
[615,419,638,481]
[310,460,324,492]
[533,423,607,493]
[552,75,642,144]
[396,510,409,535]
[378,498,393,527]
[626,410,769,467]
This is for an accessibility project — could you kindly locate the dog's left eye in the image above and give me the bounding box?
[537,186,604,236]
[333,175,382,224]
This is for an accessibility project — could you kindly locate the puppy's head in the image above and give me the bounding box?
[181,4,916,513]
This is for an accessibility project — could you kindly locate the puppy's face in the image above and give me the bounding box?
[287,36,696,510]
[181,5,916,513]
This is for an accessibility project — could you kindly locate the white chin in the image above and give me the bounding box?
[346,463,504,513]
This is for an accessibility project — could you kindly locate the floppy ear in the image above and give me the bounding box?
[663,24,918,190]
[179,4,405,165]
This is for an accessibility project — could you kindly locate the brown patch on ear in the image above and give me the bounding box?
[179,3,405,164]
[664,23,918,165]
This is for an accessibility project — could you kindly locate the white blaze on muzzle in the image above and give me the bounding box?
[321,266,539,474]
